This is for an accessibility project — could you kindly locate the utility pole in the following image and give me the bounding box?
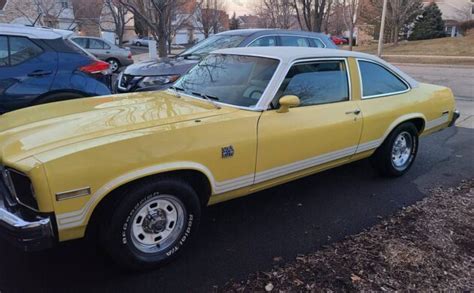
[377,0,388,57]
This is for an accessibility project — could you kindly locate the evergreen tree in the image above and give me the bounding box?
[409,2,445,40]
[229,12,240,30]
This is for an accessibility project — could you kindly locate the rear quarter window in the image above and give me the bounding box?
[358,60,409,98]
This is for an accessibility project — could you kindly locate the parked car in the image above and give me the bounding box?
[117,29,337,93]
[71,36,133,72]
[331,35,348,45]
[0,24,111,114]
[131,36,155,47]
[0,47,459,270]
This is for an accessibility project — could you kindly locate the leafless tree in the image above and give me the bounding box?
[197,0,227,38]
[119,0,176,57]
[342,0,359,50]
[12,0,70,27]
[253,0,296,29]
[102,0,133,45]
[293,0,330,31]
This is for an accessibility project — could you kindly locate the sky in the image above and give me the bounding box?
[226,0,255,16]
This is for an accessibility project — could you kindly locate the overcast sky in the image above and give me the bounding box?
[226,0,255,16]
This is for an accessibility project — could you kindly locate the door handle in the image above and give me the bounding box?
[28,70,52,77]
[345,109,361,115]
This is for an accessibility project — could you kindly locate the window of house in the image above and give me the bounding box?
[248,36,277,47]
[0,0,7,12]
[358,60,409,98]
[9,36,43,66]
[273,60,350,107]
[280,36,311,47]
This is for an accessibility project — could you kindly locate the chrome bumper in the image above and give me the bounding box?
[449,110,460,127]
[0,198,54,251]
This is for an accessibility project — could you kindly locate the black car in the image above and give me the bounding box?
[117,29,337,93]
[0,24,112,114]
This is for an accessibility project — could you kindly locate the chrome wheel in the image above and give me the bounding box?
[130,195,186,253]
[391,131,413,171]
[108,59,119,72]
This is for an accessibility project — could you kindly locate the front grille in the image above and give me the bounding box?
[120,74,134,88]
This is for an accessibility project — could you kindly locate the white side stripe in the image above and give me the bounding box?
[56,137,395,229]
[425,115,449,130]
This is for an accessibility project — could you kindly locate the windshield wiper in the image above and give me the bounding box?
[192,91,221,109]
[168,85,184,97]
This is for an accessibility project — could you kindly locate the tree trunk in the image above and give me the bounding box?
[349,26,354,50]
[393,25,399,45]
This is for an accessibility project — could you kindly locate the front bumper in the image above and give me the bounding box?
[0,197,55,251]
[449,110,460,127]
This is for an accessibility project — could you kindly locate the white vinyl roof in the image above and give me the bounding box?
[214,47,418,88]
[0,24,75,39]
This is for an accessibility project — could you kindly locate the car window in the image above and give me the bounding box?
[72,38,88,48]
[308,38,325,48]
[89,39,105,49]
[248,36,277,47]
[0,36,8,66]
[174,54,279,108]
[9,37,43,66]
[274,60,349,107]
[358,60,408,98]
[180,35,246,57]
[280,36,310,47]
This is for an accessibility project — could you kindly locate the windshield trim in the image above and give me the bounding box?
[170,53,283,111]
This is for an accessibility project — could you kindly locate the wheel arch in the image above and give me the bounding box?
[381,114,426,143]
[76,163,214,238]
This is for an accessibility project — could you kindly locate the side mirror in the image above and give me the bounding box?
[277,95,300,113]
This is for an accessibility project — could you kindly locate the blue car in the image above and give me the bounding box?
[0,24,112,114]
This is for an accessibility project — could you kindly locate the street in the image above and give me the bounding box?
[0,124,472,292]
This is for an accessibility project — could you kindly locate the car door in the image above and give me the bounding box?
[253,59,362,189]
[87,38,110,61]
[0,35,57,112]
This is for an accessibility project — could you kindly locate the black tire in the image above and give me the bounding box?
[33,92,85,105]
[106,58,121,73]
[371,122,419,177]
[99,177,201,270]
[136,42,141,46]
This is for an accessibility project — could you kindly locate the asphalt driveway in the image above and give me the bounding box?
[0,124,472,292]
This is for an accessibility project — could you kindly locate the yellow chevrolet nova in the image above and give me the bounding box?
[0,47,458,269]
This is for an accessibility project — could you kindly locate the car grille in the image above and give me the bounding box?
[120,74,135,88]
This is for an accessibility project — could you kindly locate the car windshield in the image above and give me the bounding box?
[179,35,246,57]
[173,54,279,108]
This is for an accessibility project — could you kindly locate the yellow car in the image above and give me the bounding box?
[0,47,459,269]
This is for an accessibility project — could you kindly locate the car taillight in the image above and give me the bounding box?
[79,60,110,74]
[128,52,132,59]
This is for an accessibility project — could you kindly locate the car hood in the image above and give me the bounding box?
[123,57,199,76]
[0,91,236,163]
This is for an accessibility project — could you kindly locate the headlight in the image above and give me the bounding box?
[138,75,180,87]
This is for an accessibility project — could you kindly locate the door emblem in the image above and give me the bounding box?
[221,145,235,159]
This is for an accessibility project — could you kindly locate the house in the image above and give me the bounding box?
[423,0,474,36]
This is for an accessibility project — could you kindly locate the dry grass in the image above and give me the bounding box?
[352,35,474,56]
[220,179,474,292]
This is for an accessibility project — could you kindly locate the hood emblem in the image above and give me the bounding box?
[221,145,235,159]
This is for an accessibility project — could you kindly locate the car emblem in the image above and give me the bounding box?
[221,145,235,159]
